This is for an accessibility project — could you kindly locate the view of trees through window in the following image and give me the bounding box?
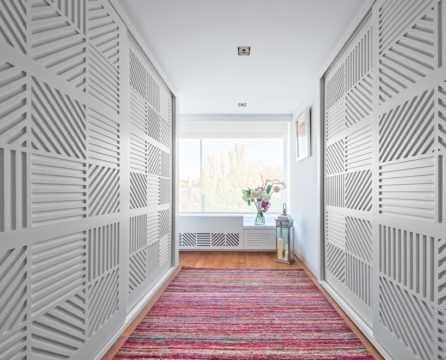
[179,138,285,213]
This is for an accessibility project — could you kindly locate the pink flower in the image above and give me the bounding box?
[260,200,271,212]
[242,178,285,214]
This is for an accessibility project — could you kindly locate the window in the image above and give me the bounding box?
[179,137,286,213]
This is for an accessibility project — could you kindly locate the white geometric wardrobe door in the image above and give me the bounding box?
[0,0,173,358]
[126,36,173,312]
[372,1,444,359]
[324,13,374,329]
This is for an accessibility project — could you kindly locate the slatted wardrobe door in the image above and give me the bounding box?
[324,14,374,326]
[374,1,444,359]
[0,1,175,359]
[127,37,173,311]
[323,1,446,359]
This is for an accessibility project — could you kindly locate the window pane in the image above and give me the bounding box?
[201,138,284,213]
[179,139,201,212]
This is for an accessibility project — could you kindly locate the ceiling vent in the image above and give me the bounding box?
[237,46,251,56]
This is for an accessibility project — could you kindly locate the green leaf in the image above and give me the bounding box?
[265,184,272,194]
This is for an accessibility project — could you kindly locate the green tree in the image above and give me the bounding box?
[202,143,283,212]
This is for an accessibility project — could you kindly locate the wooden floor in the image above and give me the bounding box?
[103,251,383,360]
[180,250,304,269]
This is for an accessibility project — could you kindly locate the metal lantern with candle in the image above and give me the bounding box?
[275,203,295,264]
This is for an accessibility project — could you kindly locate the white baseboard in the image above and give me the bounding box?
[294,251,320,279]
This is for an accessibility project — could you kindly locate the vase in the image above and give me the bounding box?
[255,210,265,225]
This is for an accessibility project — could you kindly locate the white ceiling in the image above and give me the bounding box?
[118,0,366,114]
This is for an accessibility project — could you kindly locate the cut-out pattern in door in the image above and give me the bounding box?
[127,38,172,311]
[0,1,174,359]
[323,1,446,359]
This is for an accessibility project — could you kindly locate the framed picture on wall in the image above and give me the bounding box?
[295,107,311,160]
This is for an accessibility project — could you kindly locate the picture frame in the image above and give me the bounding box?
[295,107,311,160]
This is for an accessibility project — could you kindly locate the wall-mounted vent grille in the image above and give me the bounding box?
[179,232,241,248]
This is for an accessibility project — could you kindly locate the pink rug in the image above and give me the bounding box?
[114,268,375,359]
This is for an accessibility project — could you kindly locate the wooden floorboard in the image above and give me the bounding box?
[180,251,303,269]
[103,251,383,360]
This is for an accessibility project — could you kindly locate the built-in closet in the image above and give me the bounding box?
[0,1,174,358]
[323,1,445,359]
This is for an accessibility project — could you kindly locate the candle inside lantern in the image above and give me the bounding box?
[277,238,283,259]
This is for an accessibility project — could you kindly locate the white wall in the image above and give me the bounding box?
[289,87,322,278]
[179,114,291,135]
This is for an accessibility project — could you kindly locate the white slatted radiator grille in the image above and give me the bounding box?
[178,216,245,250]
[178,216,276,251]
[323,1,446,359]
[244,230,276,250]
[0,1,174,359]
[179,232,241,248]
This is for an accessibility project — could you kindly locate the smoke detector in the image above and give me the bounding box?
[238,102,247,107]
[237,46,251,56]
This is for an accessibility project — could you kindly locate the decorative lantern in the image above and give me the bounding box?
[275,203,295,264]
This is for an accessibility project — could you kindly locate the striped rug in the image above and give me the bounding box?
[113,268,374,359]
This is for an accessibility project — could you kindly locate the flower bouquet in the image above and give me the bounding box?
[242,178,286,225]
